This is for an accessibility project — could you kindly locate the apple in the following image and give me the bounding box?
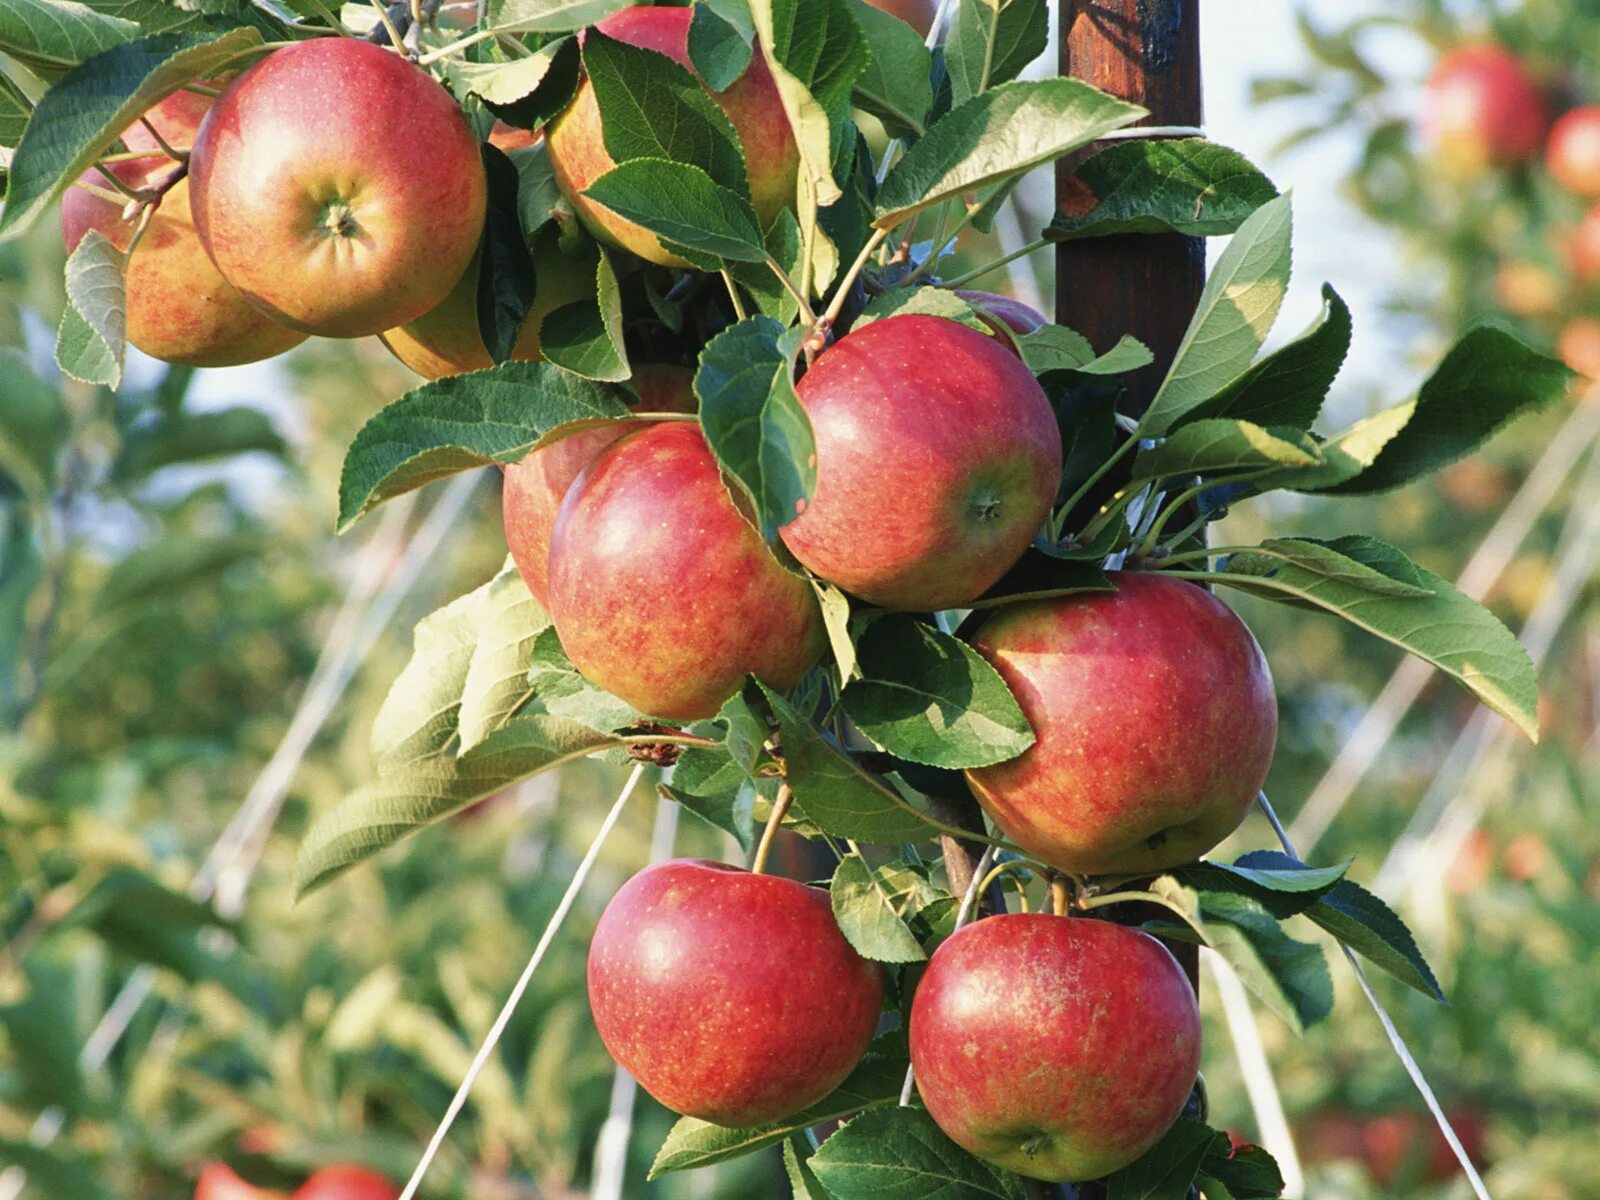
[194,1163,289,1200]
[779,314,1061,610]
[291,1166,398,1200]
[1547,105,1600,198]
[955,289,1048,337]
[60,90,306,367]
[1493,260,1561,318]
[963,572,1277,875]
[1421,44,1546,177]
[547,421,825,719]
[910,913,1201,1181]
[1570,206,1600,286]
[503,363,696,605]
[862,0,937,36]
[588,859,882,1126]
[380,228,595,379]
[1557,315,1600,380]
[546,6,799,267]
[188,39,486,338]
[1305,1106,1487,1187]
[487,121,539,152]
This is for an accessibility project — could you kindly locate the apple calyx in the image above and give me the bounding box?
[321,202,359,239]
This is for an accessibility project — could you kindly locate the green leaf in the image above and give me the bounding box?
[1199,891,1334,1033]
[487,0,628,33]
[785,1138,831,1200]
[111,406,285,482]
[1049,139,1277,240]
[54,227,125,387]
[540,251,629,382]
[371,585,487,770]
[0,70,31,156]
[847,0,931,138]
[874,77,1144,228]
[1305,877,1445,1001]
[1197,1140,1284,1200]
[731,206,804,322]
[0,1141,111,1200]
[1174,852,1349,914]
[694,315,816,539]
[444,35,572,105]
[808,1106,1027,1200]
[853,286,987,333]
[336,361,630,531]
[584,157,767,265]
[456,560,550,753]
[842,615,1033,769]
[296,714,625,895]
[830,854,926,963]
[1182,283,1350,431]
[650,1040,907,1175]
[513,139,566,244]
[1210,536,1539,739]
[660,746,757,849]
[688,0,752,91]
[525,625,648,732]
[1017,324,1156,377]
[1139,193,1293,437]
[477,145,537,365]
[0,28,263,241]
[584,28,747,195]
[1132,419,1321,484]
[0,348,67,498]
[762,683,936,843]
[945,0,1045,104]
[1322,324,1570,495]
[1104,1117,1214,1200]
[813,577,856,684]
[0,0,140,79]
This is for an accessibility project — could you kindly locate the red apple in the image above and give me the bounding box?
[195,1164,289,1200]
[779,314,1061,610]
[910,913,1201,1181]
[955,289,1048,337]
[291,1166,398,1200]
[487,121,539,152]
[862,0,937,36]
[1421,44,1546,177]
[547,421,824,719]
[60,90,306,367]
[188,39,486,337]
[588,859,883,1126]
[963,572,1277,875]
[1547,105,1600,198]
[1557,315,1600,381]
[546,6,799,267]
[503,363,696,605]
[380,228,595,379]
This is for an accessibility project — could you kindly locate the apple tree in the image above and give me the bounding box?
[0,0,1575,1197]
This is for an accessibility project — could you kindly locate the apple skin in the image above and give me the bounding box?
[546,6,799,267]
[588,859,883,1126]
[955,289,1048,337]
[547,421,825,719]
[60,91,306,367]
[1421,44,1546,177]
[380,228,595,379]
[910,913,1201,1182]
[291,1167,398,1200]
[1547,105,1600,199]
[188,39,486,338]
[502,363,697,605]
[1557,316,1600,381]
[194,1163,289,1200]
[862,0,936,36]
[963,572,1277,875]
[779,314,1062,610]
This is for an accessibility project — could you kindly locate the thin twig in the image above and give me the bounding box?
[398,763,647,1200]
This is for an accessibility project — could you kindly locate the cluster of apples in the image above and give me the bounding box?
[194,1162,396,1200]
[1421,42,1600,379]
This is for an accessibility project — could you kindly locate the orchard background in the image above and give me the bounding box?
[1,1,1597,1199]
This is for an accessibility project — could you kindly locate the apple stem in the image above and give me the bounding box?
[719,270,749,322]
[818,227,891,334]
[750,782,793,875]
[1049,876,1070,917]
[1075,889,1195,927]
[1054,436,1138,536]
[975,858,1032,906]
[137,116,189,163]
[764,257,818,327]
[938,237,1050,291]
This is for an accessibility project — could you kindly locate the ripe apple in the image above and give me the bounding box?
[1304,1106,1487,1187]
[1493,260,1561,318]
[955,289,1048,337]
[60,90,306,367]
[487,121,539,152]
[188,39,486,338]
[1557,315,1600,381]
[194,1164,289,1200]
[779,314,1061,610]
[910,913,1201,1181]
[862,0,937,36]
[546,6,799,267]
[547,421,824,719]
[503,363,696,605]
[380,228,595,379]
[1421,44,1546,177]
[291,1166,398,1200]
[588,859,883,1126]
[963,572,1277,875]
[1547,105,1600,198]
